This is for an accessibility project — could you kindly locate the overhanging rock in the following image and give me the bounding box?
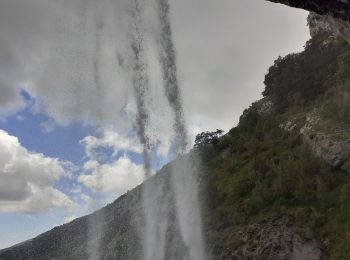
[267,0,350,21]
[267,0,350,43]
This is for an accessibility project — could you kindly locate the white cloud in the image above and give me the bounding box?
[81,128,142,159]
[0,0,134,126]
[64,215,77,223]
[78,155,145,197]
[172,0,310,131]
[0,129,74,214]
[0,0,310,154]
[70,185,82,194]
[80,193,95,208]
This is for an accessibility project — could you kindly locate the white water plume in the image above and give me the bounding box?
[142,178,170,260]
[127,1,169,258]
[154,1,207,259]
[171,154,207,260]
[83,0,208,258]
[87,203,105,260]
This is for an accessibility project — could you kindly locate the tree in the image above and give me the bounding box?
[194,129,224,148]
[262,31,341,113]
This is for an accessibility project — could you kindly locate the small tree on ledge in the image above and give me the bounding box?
[194,129,224,148]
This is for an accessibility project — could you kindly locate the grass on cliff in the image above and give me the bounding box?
[199,32,350,259]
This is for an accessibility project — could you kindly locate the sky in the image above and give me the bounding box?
[0,0,310,249]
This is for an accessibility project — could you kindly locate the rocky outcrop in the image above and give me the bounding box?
[326,16,350,42]
[308,12,350,43]
[303,129,350,168]
[300,112,350,168]
[267,0,350,21]
[268,0,350,43]
[308,13,334,37]
[279,110,350,168]
[210,218,326,260]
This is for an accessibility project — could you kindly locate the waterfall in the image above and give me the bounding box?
[27,0,208,258]
[116,0,207,259]
[128,1,169,259]
[154,1,207,259]
[126,1,207,259]
[155,0,188,153]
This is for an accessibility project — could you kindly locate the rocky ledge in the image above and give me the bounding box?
[267,0,350,21]
[268,0,350,43]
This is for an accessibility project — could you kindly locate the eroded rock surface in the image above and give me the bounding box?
[211,218,326,260]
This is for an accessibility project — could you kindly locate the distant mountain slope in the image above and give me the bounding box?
[0,167,192,260]
[199,28,350,259]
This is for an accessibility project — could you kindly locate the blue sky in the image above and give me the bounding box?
[0,89,176,249]
[1,91,90,164]
[0,91,153,249]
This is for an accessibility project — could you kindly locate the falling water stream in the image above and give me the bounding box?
[12,0,207,259]
[127,1,207,259]
[98,0,206,259]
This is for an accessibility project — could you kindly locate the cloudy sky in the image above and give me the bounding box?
[0,0,309,249]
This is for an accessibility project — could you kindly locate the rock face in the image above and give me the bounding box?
[279,110,350,168]
[308,13,335,37]
[299,112,350,168]
[304,130,350,168]
[308,12,350,43]
[267,0,350,21]
[211,218,325,260]
[268,0,350,43]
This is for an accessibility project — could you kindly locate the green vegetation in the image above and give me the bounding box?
[263,32,350,113]
[194,129,224,148]
[199,32,350,259]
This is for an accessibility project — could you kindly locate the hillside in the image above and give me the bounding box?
[200,27,350,259]
[1,16,350,260]
[0,167,193,260]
